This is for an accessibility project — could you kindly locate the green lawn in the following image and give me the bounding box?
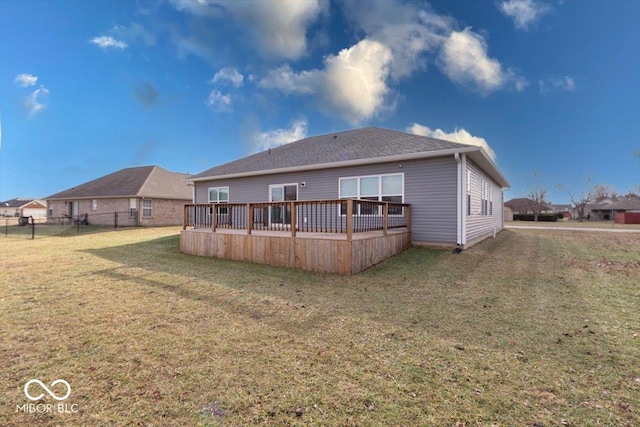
[1,226,638,426]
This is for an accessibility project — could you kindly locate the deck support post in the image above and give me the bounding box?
[383,203,388,236]
[212,204,217,232]
[246,203,252,235]
[346,199,353,241]
[290,201,296,238]
[183,205,188,230]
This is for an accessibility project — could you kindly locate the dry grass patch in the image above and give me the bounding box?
[1,227,639,426]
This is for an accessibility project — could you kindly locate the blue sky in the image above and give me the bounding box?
[1,0,638,204]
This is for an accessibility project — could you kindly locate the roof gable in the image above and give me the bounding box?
[1,198,35,208]
[46,166,191,200]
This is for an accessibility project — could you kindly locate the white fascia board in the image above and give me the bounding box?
[189,147,481,183]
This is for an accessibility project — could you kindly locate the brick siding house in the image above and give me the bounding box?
[46,166,191,226]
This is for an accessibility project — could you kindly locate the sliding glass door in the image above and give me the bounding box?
[269,184,297,225]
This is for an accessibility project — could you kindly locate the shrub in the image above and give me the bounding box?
[513,214,558,222]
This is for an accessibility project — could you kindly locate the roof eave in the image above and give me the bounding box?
[466,148,511,189]
[189,146,483,183]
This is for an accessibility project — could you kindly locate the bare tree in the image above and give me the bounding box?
[556,176,596,222]
[592,184,617,201]
[527,171,548,221]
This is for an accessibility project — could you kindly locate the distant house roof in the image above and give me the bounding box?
[1,198,37,208]
[505,198,552,213]
[551,204,573,212]
[589,195,640,211]
[46,166,192,201]
[191,127,509,188]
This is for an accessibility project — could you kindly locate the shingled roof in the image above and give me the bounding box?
[192,127,509,187]
[46,166,191,200]
[0,198,37,208]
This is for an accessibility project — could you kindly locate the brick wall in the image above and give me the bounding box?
[138,198,188,226]
[47,198,187,226]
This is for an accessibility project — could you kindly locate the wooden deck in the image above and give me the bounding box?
[180,228,411,275]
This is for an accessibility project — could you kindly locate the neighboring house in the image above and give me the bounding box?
[0,198,47,219]
[551,204,573,219]
[586,195,640,221]
[46,166,191,226]
[505,198,552,215]
[189,127,510,248]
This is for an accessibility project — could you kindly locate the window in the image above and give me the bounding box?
[208,186,229,214]
[91,199,98,211]
[489,186,493,215]
[339,173,404,215]
[142,199,152,218]
[480,179,492,216]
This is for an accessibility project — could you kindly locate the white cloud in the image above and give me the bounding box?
[439,28,525,95]
[211,67,244,88]
[341,0,451,80]
[14,74,38,87]
[205,90,232,112]
[539,76,576,94]
[321,40,393,123]
[112,23,157,46]
[90,36,128,50]
[498,0,551,30]
[251,119,307,153]
[406,123,497,161]
[260,39,392,124]
[170,0,327,60]
[25,85,50,117]
[259,65,318,95]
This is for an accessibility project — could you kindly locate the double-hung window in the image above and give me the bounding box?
[339,173,404,215]
[208,187,229,214]
[142,199,153,218]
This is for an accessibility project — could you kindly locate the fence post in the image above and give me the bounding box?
[246,203,252,235]
[406,205,411,233]
[383,203,388,236]
[212,204,217,232]
[346,199,353,241]
[114,212,118,229]
[30,216,35,239]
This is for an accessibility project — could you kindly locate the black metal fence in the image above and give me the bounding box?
[1,210,143,240]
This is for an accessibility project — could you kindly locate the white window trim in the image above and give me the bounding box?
[142,198,153,218]
[268,183,299,202]
[208,186,230,203]
[338,173,404,216]
[91,199,98,211]
[208,186,230,215]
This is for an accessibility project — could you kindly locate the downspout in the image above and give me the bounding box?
[454,153,462,246]
[461,154,467,246]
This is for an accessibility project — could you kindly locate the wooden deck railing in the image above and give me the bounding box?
[183,199,411,239]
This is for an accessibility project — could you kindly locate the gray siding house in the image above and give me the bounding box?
[190,127,509,248]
